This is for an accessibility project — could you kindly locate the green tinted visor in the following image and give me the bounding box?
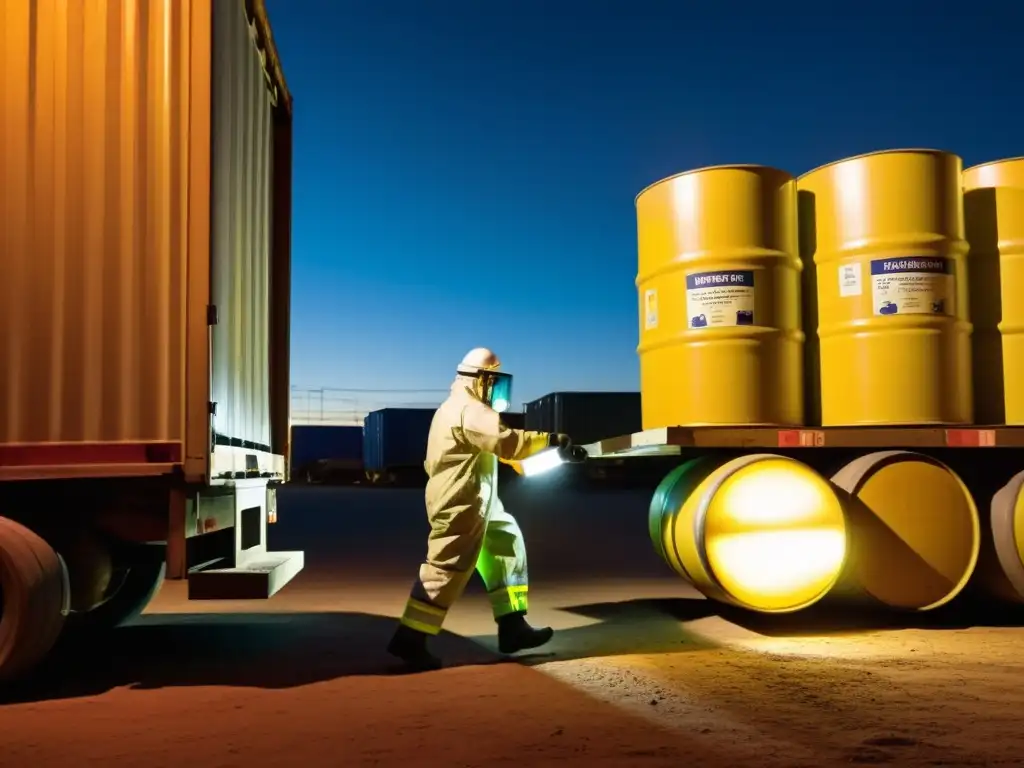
[487,372,513,413]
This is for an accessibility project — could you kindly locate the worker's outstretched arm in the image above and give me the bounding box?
[460,400,549,461]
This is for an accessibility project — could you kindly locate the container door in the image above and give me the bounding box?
[210,0,274,457]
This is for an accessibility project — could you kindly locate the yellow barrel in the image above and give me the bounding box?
[963,158,1024,425]
[648,454,848,613]
[798,150,973,426]
[636,165,803,429]
[964,157,1024,190]
[981,470,1024,602]
[830,451,980,611]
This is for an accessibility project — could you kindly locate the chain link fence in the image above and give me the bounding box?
[289,386,447,426]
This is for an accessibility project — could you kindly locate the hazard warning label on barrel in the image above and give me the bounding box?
[643,289,658,330]
[870,257,954,317]
[685,270,755,329]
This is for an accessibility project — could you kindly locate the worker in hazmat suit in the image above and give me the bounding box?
[387,347,574,671]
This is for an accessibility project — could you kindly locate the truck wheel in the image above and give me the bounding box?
[0,517,69,682]
[68,549,166,633]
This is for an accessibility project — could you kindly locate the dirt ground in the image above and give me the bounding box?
[3,484,1024,767]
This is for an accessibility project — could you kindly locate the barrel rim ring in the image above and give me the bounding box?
[831,449,981,611]
[798,148,961,181]
[833,449,968,500]
[634,164,794,205]
[649,460,692,568]
[990,470,1024,600]
[655,458,716,585]
[692,453,843,613]
[964,156,1024,176]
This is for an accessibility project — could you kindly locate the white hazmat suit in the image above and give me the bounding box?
[387,348,567,670]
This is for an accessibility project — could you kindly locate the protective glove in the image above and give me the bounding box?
[548,433,572,449]
[566,445,588,462]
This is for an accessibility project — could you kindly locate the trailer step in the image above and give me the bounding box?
[186,551,304,600]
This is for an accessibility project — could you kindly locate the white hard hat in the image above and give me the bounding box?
[456,348,512,413]
[457,347,502,375]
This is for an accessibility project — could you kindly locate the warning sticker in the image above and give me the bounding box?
[644,289,658,330]
[870,257,953,317]
[838,263,863,297]
[685,270,755,329]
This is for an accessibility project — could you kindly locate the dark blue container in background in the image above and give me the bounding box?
[289,425,363,474]
[523,392,642,445]
[500,411,525,430]
[362,408,436,471]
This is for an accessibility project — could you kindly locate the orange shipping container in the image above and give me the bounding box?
[0,0,293,483]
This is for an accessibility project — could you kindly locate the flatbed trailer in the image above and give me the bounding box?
[0,0,302,683]
[585,425,1024,455]
[581,425,1024,616]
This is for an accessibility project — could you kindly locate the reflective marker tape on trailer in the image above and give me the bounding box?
[945,429,996,447]
[777,430,825,448]
[586,426,1023,458]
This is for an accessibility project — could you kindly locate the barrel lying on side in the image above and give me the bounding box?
[648,454,848,613]
[830,450,980,611]
[981,470,1024,602]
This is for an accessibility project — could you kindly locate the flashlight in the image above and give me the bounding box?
[519,445,588,478]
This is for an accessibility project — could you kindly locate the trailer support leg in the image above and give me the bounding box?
[166,486,188,580]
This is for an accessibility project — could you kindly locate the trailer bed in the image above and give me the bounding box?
[584,425,1024,458]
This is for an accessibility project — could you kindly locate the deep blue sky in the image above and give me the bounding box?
[268,0,1023,409]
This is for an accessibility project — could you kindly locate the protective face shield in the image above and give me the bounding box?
[457,347,513,413]
[481,371,513,413]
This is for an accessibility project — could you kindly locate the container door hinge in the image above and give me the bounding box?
[207,304,219,325]
[209,401,217,415]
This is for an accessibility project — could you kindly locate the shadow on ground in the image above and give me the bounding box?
[540,594,1024,649]
[700,599,1024,639]
[8,594,1023,705]
[0,612,506,705]
[495,597,722,665]
[1,598,719,705]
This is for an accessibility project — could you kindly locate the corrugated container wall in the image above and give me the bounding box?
[362,409,434,473]
[210,0,274,452]
[289,425,363,472]
[0,0,192,448]
[524,393,642,445]
[0,0,293,474]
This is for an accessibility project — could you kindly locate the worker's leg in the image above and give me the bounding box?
[477,497,553,654]
[476,498,529,617]
[402,531,483,634]
[390,504,486,668]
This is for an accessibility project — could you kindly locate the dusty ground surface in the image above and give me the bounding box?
[3,483,1024,767]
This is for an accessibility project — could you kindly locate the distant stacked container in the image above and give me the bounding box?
[523,392,641,444]
[797,149,972,426]
[500,411,526,430]
[362,408,434,473]
[289,425,363,473]
[635,165,804,429]
[962,157,1024,425]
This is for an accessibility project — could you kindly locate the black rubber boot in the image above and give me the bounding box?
[497,611,554,654]
[387,623,443,671]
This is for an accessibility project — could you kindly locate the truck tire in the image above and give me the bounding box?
[0,517,69,682]
[68,550,166,633]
